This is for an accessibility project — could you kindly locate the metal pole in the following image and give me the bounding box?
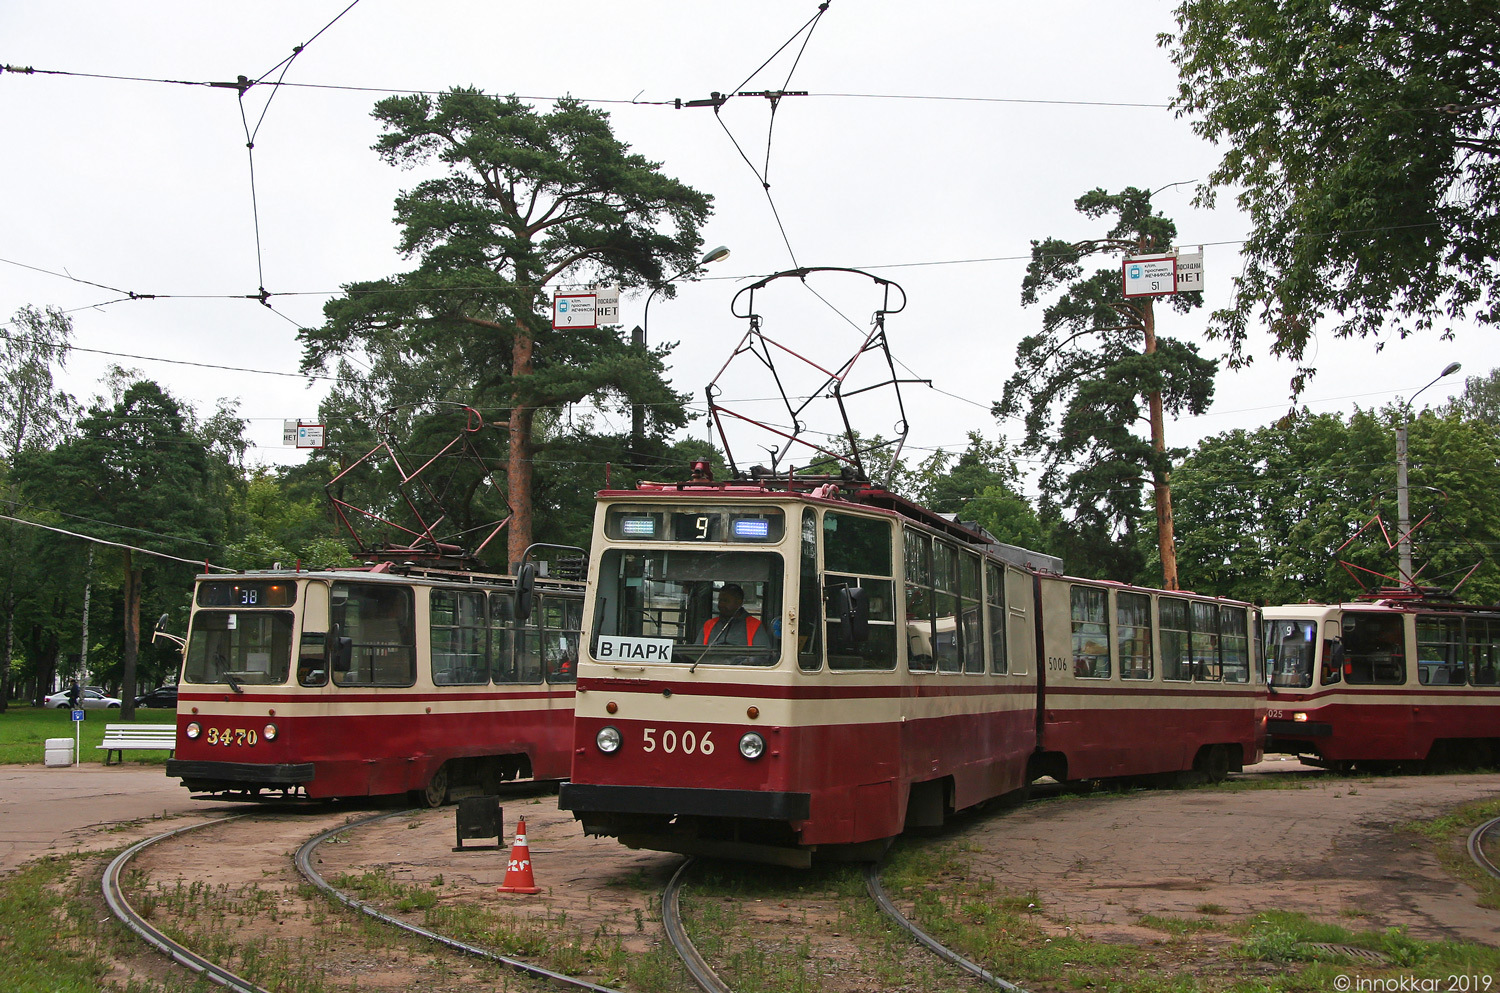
[1395,362,1461,587]
[1396,413,1412,584]
[630,246,730,465]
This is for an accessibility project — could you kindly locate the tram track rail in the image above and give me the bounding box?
[1467,815,1500,880]
[659,854,1030,993]
[294,811,624,993]
[102,815,271,993]
[103,807,627,993]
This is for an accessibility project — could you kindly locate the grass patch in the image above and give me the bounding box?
[336,866,678,990]
[0,854,117,992]
[679,859,969,991]
[1401,797,1500,911]
[882,838,1500,992]
[0,706,176,765]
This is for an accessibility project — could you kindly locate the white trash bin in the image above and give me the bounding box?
[44,737,74,768]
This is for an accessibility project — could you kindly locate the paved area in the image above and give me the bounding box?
[0,763,229,871]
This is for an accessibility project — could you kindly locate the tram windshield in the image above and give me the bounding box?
[591,549,784,666]
[184,610,294,685]
[1264,619,1316,688]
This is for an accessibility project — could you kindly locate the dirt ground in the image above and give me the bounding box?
[948,758,1500,946]
[12,758,1500,990]
[312,759,1500,946]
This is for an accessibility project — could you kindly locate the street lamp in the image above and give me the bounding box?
[1396,361,1462,585]
[637,244,731,351]
[630,245,731,461]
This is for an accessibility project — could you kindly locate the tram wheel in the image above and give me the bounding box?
[417,764,449,808]
[1195,745,1230,783]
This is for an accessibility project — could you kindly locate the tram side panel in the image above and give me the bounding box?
[896,562,1040,821]
[171,572,579,801]
[1036,578,1263,781]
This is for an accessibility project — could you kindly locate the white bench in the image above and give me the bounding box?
[98,724,176,765]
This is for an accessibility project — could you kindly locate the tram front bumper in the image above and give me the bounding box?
[559,783,811,821]
[1266,720,1332,738]
[166,759,315,785]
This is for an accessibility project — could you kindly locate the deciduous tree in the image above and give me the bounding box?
[1162,1,1500,391]
[14,380,227,718]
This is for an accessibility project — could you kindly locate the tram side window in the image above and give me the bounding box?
[1416,616,1465,686]
[1341,613,1406,684]
[1117,591,1152,679]
[1160,597,1193,681]
[542,597,582,683]
[986,562,1008,674]
[514,600,545,684]
[1220,606,1249,682]
[933,542,963,673]
[1190,601,1222,681]
[903,529,935,672]
[1070,586,1110,679]
[1467,618,1500,686]
[298,632,329,686]
[431,590,487,685]
[799,509,823,672]
[960,552,984,674]
[488,593,523,683]
[823,512,896,671]
[331,583,415,687]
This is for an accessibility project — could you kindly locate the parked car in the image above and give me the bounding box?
[135,685,178,708]
[43,688,122,710]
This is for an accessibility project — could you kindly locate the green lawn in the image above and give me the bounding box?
[0,705,176,765]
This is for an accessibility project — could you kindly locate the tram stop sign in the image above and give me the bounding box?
[1123,255,1177,298]
[552,292,598,329]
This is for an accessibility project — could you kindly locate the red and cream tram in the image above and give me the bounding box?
[166,563,584,804]
[558,474,1264,865]
[1263,594,1500,768]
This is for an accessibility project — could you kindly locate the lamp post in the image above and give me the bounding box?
[630,245,730,461]
[1396,361,1461,585]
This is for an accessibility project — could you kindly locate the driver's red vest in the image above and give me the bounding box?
[701,615,761,645]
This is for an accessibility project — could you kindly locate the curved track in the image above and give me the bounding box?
[1467,816,1500,880]
[294,811,623,993]
[862,862,1029,992]
[104,808,625,993]
[658,854,1031,993]
[660,857,732,993]
[102,815,272,993]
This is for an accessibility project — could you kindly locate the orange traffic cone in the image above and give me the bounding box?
[496,817,542,894]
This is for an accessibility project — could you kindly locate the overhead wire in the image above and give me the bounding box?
[230,0,364,307]
[0,8,1474,473]
[0,512,233,572]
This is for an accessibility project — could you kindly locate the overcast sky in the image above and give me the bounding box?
[2,1,1486,494]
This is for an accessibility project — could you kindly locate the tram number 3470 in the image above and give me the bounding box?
[205,727,259,747]
[642,727,715,755]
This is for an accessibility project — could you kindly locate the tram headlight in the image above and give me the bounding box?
[185,722,202,740]
[738,732,766,760]
[263,723,279,741]
[1293,712,1308,723]
[596,726,623,754]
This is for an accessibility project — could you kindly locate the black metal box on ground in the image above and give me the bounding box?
[454,795,503,851]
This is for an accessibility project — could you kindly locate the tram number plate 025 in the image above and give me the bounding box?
[641,727,714,756]
[205,727,259,747]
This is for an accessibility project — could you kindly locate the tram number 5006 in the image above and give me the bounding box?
[642,727,715,756]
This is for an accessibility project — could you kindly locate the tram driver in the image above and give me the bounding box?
[701,583,773,648]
